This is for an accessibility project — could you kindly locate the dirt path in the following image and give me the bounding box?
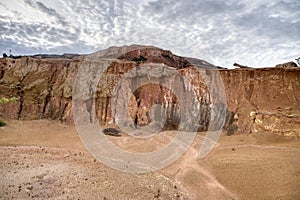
[1,120,300,199]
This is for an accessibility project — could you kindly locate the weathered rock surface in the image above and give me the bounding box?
[221,68,300,136]
[0,45,299,137]
[0,57,81,122]
[275,61,298,68]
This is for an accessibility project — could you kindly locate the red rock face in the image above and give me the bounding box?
[0,46,299,137]
[0,57,80,122]
[221,68,300,136]
[117,48,191,69]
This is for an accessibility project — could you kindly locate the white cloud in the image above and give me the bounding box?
[0,0,299,68]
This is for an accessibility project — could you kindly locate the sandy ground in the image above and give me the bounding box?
[0,120,299,200]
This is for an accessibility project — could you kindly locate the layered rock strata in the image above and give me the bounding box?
[0,46,299,136]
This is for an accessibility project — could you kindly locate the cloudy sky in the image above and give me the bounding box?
[0,0,299,68]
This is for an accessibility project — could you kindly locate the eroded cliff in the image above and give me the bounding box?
[0,46,299,137]
[222,68,300,136]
